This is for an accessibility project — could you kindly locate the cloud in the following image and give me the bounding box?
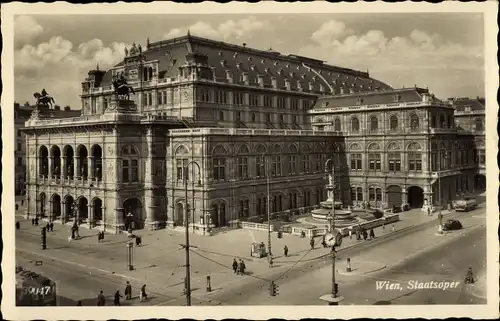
[163,16,274,41]
[299,20,484,98]
[14,15,44,47]
[15,36,128,108]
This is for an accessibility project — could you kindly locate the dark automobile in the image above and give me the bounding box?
[443,219,463,231]
[391,206,402,213]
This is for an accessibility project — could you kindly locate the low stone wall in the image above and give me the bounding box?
[240,221,274,231]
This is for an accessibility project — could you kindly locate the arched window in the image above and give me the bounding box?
[256,195,268,217]
[301,144,310,173]
[439,114,446,128]
[370,116,378,131]
[176,145,189,181]
[272,145,282,177]
[334,118,341,131]
[410,114,419,130]
[237,145,249,179]
[212,145,227,181]
[407,142,422,172]
[389,115,398,130]
[255,145,267,178]
[288,144,298,175]
[239,198,250,219]
[351,117,360,132]
[122,145,139,182]
[475,118,484,131]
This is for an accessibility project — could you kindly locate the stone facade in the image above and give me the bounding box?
[21,34,484,235]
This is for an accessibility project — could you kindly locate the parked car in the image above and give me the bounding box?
[443,219,463,231]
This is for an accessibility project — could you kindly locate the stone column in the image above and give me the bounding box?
[115,207,125,233]
[88,156,95,180]
[75,156,81,179]
[48,156,53,178]
[401,188,407,205]
[61,201,67,224]
[61,156,67,183]
[144,127,158,230]
[88,204,94,228]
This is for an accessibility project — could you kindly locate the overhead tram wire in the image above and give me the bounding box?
[272,247,314,283]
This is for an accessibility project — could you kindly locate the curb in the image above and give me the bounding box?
[337,263,387,276]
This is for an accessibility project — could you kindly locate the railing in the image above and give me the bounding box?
[309,101,453,114]
[240,222,274,231]
[454,110,485,116]
[169,127,343,137]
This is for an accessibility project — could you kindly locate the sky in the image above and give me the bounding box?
[14,13,485,109]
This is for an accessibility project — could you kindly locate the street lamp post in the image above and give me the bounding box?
[265,153,272,260]
[127,212,133,234]
[437,148,448,231]
[183,160,201,306]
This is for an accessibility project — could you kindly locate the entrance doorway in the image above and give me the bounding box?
[386,185,402,208]
[407,186,424,208]
[474,174,486,193]
[123,198,143,230]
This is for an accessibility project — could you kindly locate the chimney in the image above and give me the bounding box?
[271,77,278,89]
[242,72,249,85]
[297,81,304,92]
[226,70,233,84]
[54,105,61,111]
[64,106,71,111]
[285,79,291,90]
[308,82,314,91]
[258,75,265,87]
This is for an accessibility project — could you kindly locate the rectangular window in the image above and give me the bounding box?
[288,155,297,175]
[408,153,422,171]
[218,111,224,121]
[249,94,259,107]
[200,89,211,102]
[256,156,265,177]
[369,188,376,201]
[350,154,362,170]
[351,187,356,202]
[266,113,272,123]
[213,158,226,181]
[315,154,322,172]
[233,92,243,105]
[216,91,227,104]
[131,160,138,181]
[301,155,309,173]
[272,155,281,177]
[264,95,273,108]
[277,96,285,109]
[17,157,23,166]
[122,160,129,183]
[17,142,22,151]
[176,158,188,180]
[158,91,163,105]
[239,199,250,219]
[388,153,401,172]
[154,160,164,180]
[368,153,381,171]
[480,153,486,165]
[237,157,248,179]
[290,98,298,110]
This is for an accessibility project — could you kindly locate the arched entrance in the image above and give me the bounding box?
[211,202,227,228]
[51,194,61,220]
[65,195,75,221]
[39,193,47,218]
[386,185,402,208]
[63,145,74,179]
[123,198,143,230]
[92,198,103,225]
[175,202,184,226]
[474,174,486,193]
[77,145,88,179]
[77,197,89,224]
[407,186,424,208]
[50,145,61,178]
[91,145,103,180]
[39,146,49,177]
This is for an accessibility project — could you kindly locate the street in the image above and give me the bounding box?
[214,212,486,305]
[15,208,486,306]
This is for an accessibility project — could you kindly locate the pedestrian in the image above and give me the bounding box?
[75,224,80,238]
[369,228,375,239]
[309,237,315,250]
[125,281,132,300]
[114,290,122,306]
[269,256,274,268]
[97,233,101,243]
[427,207,431,216]
[16,221,20,230]
[49,222,54,232]
[96,290,106,306]
[391,224,395,232]
[140,284,148,302]
[238,259,246,275]
[76,300,82,306]
[232,258,238,274]
[71,227,76,240]
[31,218,35,226]
[34,216,39,226]
[362,230,367,240]
[348,229,352,240]
[45,222,50,232]
[283,245,289,257]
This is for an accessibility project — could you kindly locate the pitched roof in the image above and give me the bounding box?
[448,97,485,112]
[99,34,392,94]
[312,87,435,109]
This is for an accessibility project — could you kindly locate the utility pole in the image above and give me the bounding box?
[184,164,191,306]
[265,154,272,260]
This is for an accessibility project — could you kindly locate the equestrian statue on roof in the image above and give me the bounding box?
[33,88,55,109]
[112,72,135,101]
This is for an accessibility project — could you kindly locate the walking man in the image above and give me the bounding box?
[232,258,238,274]
[348,229,353,240]
[31,218,35,226]
[269,256,274,268]
[369,228,375,239]
[140,284,148,302]
[125,281,132,300]
[309,237,315,250]
[96,290,106,306]
[283,245,289,257]
[114,290,122,306]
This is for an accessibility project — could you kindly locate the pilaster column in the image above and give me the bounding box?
[88,156,95,180]
[401,188,407,205]
[144,127,158,230]
[61,156,67,182]
[88,204,94,227]
[61,201,67,224]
